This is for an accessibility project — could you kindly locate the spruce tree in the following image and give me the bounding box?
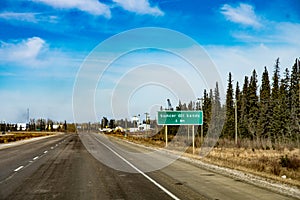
[240,76,250,138]
[202,89,212,136]
[222,73,235,138]
[272,58,280,100]
[258,67,271,140]
[209,82,223,139]
[235,82,241,138]
[182,103,188,110]
[270,58,281,143]
[278,70,290,142]
[214,82,221,110]
[188,101,193,110]
[176,100,183,111]
[290,58,300,141]
[248,70,259,140]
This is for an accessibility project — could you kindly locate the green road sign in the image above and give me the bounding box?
[157,111,203,125]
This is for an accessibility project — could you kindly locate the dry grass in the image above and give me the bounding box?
[107,131,300,188]
[201,147,300,188]
[0,132,55,143]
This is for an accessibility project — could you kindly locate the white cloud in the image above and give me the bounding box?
[33,0,111,18]
[13,37,45,59]
[0,12,37,23]
[0,38,80,122]
[0,37,46,65]
[113,0,164,16]
[231,22,300,46]
[220,3,261,28]
[275,22,300,45]
[0,12,59,24]
[206,43,300,87]
[0,36,81,70]
[0,36,85,72]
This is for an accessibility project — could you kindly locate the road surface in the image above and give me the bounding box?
[0,132,297,200]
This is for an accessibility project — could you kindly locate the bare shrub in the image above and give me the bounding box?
[280,155,300,170]
[289,156,300,170]
[270,159,281,176]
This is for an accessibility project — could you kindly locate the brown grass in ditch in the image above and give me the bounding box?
[107,132,300,188]
[201,147,300,188]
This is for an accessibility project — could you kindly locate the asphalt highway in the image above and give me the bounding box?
[0,132,297,200]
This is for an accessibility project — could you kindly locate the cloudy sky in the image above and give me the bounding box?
[0,0,299,123]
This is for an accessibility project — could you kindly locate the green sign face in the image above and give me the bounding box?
[157,111,203,125]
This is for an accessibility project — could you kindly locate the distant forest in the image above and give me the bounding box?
[177,58,300,147]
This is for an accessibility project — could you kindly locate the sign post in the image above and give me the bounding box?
[165,125,168,147]
[192,125,195,154]
[187,125,189,141]
[158,111,203,153]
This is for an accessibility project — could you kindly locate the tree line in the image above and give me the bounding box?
[0,119,68,132]
[177,58,300,147]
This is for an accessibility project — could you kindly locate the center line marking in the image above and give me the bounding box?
[94,136,180,200]
[33,156,39,160]
[14,166,24,172]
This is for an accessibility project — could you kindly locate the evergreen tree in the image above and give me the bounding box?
[270,58,281,143]
[235,82,242,138]
[202,89,212,136]
[208,82,224,139]
[176,100,183,111]
[258,67,271,139]
[182,103,188,110]
[271,58,280,100]
[214,82,221,110]
[283,68,291,103]
[278,69,290,142]
[248,70,259,140]
[222,73,235,138]
[240,76,250,138]
[188,101,193,110]
[290,58,300,140]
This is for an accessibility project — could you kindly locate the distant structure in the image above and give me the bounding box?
[98,114,152,133]
[129,114,151,132]
[101,117,108,129]
[17,123,27,131]
[166,99,174,111]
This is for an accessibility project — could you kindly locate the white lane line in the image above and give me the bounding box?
[94,136,180,200]
[14,166,24,172]
[44,150,48,154]
[33,156,39,160]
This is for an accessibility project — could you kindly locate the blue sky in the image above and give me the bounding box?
[0,0,299,123]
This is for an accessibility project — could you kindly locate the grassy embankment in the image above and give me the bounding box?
[0,132,55,143]
[199,145,300,188]
[108,131,300,188]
